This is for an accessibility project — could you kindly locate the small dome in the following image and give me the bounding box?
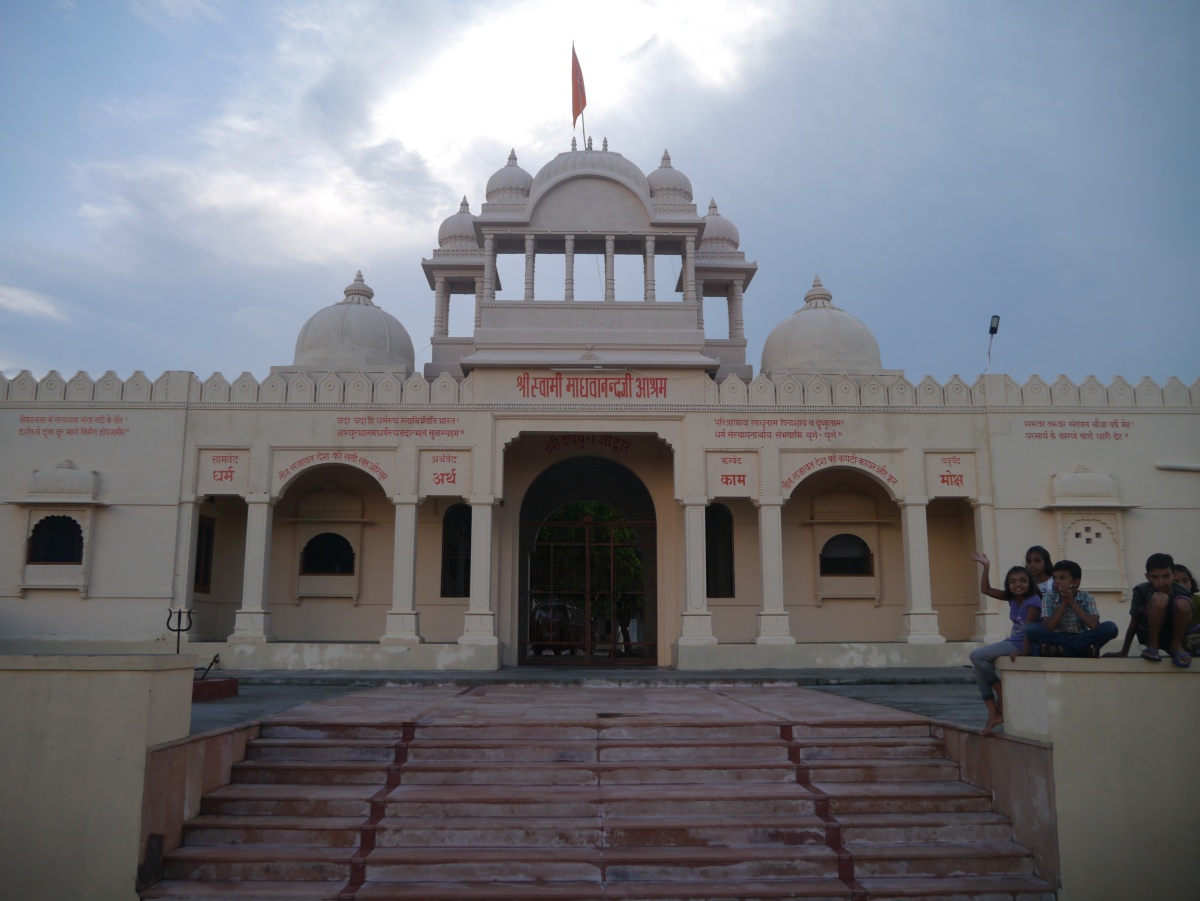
[761,277,883,376]
[647,150,693,201]
[294,271,415,373]
[485,149,533,201]
[699,199,739,251]
[438,196,477,248]
[529,140,651,201]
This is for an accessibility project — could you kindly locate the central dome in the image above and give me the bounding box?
[761,277,883,376]
[529,139,651,202]
[293,272,415,374]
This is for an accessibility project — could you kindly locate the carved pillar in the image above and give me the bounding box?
[899,499,945,643]
[381,497,421,645]
[644,235,656,302]
[459,498,498,646]
[970,500,1006,642]
[483,234,496,301]
[433,275,449,337]
[684,236,697,302]
[729,278,745,339]
[230,494,275,643]
[474,276,484,328]
[755,497,795,644]
[523,234,535,301]
[679,501,717,645]
[170,500,200,637]
[564,234,575,301]
[604,235,615,301]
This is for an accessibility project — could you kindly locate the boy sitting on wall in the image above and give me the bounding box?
[1024,560,1118,657]
[1104,552,1193,668]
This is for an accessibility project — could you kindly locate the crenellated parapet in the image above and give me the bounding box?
[3,368,1197,408]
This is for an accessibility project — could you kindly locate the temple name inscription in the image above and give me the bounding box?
[516,372,668,400]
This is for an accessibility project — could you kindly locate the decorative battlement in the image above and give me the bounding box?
[3,368,1196,409]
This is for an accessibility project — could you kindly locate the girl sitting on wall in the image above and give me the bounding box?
[968,552,1043,735]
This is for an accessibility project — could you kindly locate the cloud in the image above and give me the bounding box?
[0,285,69,321]
[127,0,224,28]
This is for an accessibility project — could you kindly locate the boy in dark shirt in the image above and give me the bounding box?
[1105,552,1192,667]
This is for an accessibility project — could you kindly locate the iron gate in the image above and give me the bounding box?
[520,503,656,664]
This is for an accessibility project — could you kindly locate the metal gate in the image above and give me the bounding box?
[520,502,656,664]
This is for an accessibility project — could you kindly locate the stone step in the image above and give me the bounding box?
[817,780,994,815]
[182,815,362,847]
[837,810,1014,843]
[351,878,853,900]
[789,721,934,739]
[404,738,791,763]
[246,738,399,761]
[600,845,840,881]
[141,880,346,900]
[603,814,830,847]
[599,740,791,763]
[792,736,946,760]
[201,783,375,817]
[363,847,602,882]
[161,845,356,881]
[398,760,795,786]
[849,840,1034,878]
[375,816,604,848]
[412,722,783,742]
[855,874,1056,900]
[233,759,392,785]
[259,722,408,741]
[800,757,960,782]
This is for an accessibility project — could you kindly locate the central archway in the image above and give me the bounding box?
[518,457,657,665]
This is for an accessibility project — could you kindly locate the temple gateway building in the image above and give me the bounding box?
[2,141,1197,670]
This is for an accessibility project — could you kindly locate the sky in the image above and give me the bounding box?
[2,0,1198,389]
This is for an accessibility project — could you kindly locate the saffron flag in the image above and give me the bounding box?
[572,44,587,127]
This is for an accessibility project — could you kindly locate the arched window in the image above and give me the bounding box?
[705,503,735,597]
[300,532,355,575]
[28,515,84,564]
[441,504,472,597]
[819,533,873,576]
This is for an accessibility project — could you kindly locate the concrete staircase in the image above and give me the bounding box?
[142,713,1056,900]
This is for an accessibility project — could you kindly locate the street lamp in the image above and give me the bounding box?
[985,315,1000,374]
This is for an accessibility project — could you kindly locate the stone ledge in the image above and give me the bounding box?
[999,656,1197,675]
[0,653,197,671]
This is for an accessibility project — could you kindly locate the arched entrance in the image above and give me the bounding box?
[518,457,657,665]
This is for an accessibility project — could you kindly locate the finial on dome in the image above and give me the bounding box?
[506,149,518,166]
[56,459,74,469]
[804,276,833,307]
[708,199,719,215]
[342,270,376,305]
[586,136,593,150]
[602,137,608,151]
[459,196,470,213]
[571,136,577,151]
[661,150,672,167]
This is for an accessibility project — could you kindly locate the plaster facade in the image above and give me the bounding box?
[1,142,1197,670]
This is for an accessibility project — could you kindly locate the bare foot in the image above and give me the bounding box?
[982,710,1004,736]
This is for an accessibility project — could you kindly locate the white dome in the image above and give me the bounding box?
[761,277,883,376]
[647,149,692,201]
[699,199,739,251]
[293,272,415,373]
[530,140,651,200]
[438,196,477,248]
[485,149,533,201]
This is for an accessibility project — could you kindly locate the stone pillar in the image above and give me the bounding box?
[483,234,496,301]
[564,234,575,301]
[755,497,795,644]
[604,235,615,301]
[899,499,944,643]
[678,501,717,645]
[684,236,697,302]
[229,494,275,643]
[170,499,199,615]
[729,278,745,339]
[523,234,535,301]
[971,500,1006,642]
[474,276,484,328]
[433,275,449,337]
[644,235,656,302]
[381,497,421,645]
[459,498,498,646]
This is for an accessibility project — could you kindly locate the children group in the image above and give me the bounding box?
[967,548,1198,735]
